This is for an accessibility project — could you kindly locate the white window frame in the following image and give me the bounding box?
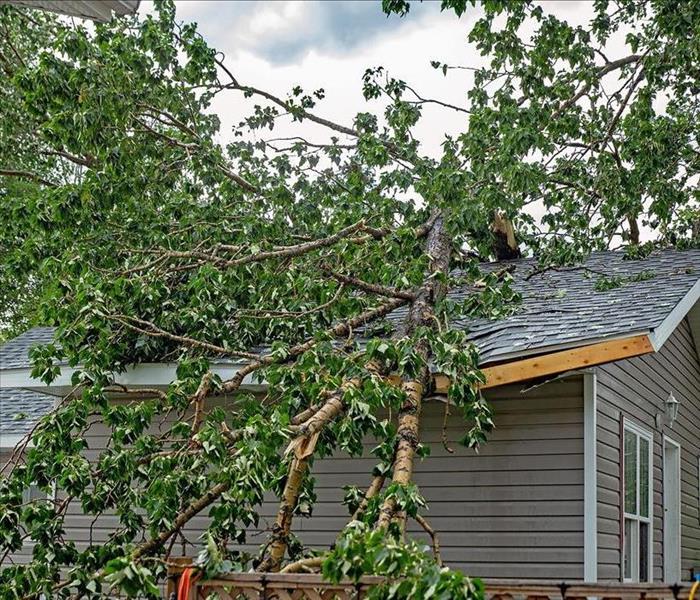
[663,436,682,583]
[623,420,654,583]
[22,483,50,505]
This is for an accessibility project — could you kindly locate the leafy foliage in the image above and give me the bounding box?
[0,0,699,597]
[324,522,483,600]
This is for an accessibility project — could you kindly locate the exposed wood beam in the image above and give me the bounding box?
[431,334,653,393]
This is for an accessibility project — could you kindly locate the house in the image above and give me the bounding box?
[0,0,140,22]
[2,249,700,583]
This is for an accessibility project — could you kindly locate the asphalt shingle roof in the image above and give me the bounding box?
[0,326,57,370]
[0,388,54,442]
[1,249,700,372]
[457,248,700,363]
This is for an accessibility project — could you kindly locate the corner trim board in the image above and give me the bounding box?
[584,372,598,582]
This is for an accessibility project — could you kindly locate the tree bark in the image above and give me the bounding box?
[377,213,451,531]
[260,362,382,571]
[627,215,640,245]
[258,456,309,572]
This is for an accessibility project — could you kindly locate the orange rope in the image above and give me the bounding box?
[177,567,200,600]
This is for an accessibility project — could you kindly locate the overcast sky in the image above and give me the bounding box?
[137,1,641,240]
[136,1,646,242]
[138,1,595,156]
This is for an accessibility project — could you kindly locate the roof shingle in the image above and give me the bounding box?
[1,249,699,372]
[459,248,700,362]
[0,388,54,442]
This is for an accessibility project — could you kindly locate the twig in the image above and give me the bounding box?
[414,514,442,566]
[237,284,346,319]
[0,168,55,187]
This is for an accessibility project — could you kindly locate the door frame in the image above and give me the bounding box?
[663,436,682,583]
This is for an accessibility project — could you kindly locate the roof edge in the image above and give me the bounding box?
[477,330,652,366]
[0,434,26,449]
[433,333,655,391]
[0,363,264,393]
[648,277,700,351]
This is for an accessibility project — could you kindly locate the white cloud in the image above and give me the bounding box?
[138,1,648,241]
[151,1,484,157]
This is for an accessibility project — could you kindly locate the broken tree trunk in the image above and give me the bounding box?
[260,364,383,571]
[258,455,309,572]
[376,213,451,532]
[490,210,521,260]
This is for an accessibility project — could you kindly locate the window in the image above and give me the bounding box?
[22,484,46,505]
[623,423,653,582]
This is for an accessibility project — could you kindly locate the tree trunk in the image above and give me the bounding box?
[628,215,640,245]
[491,210,521,260]
[260,363,382,570]
[377,214,451,531]
[258,456,309,572]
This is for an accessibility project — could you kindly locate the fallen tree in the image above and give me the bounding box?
[1,0,699,597]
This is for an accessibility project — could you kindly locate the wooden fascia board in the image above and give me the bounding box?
[432,334,654,393]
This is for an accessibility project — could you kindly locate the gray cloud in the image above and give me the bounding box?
[176,0,440,65]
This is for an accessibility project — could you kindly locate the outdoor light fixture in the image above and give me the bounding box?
[666,391,680,427]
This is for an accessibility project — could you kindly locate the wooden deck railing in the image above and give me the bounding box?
[166,570,697,600]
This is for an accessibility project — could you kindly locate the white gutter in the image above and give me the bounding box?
[0,433,25,449]
[0,363,264,394]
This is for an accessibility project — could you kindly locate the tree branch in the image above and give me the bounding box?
[550,54,642,120]
[322,268,416,301]
[111,314,260,360]
[0,168,55,187]
[220,221,367,268]
[220,296,406,396]
[414,513,442,566]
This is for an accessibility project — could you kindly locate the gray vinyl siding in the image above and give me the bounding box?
[2,379,585,580]
[301,377,585,580]
[596,318,700,582]
[0,449,44,565]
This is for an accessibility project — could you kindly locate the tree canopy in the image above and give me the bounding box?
[0,0,699,597]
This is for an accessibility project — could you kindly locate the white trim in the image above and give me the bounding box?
[648,278,700,351]
[663,435,682,583]
[1,331,652,392]
[0,362,264,392]
[584,371,598,582]
[687,301,700,362]
[622,420,654,583]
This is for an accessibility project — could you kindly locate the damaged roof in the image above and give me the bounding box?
[2,249,700,371]
[453,248,700,363]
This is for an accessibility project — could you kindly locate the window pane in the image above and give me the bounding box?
[639,522,649,581]
[22,484,45,504]
[639,437,650,518]
[625,431,638,514]
[624,518,633,580]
